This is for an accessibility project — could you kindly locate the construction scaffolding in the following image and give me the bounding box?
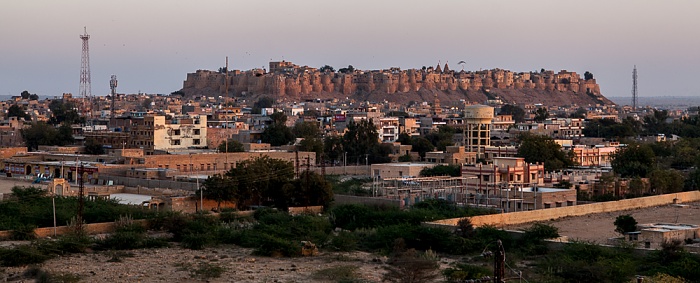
[371,176,476,207]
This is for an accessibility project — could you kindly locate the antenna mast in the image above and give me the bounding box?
[110,75,118,125]
[632,65,638,111]
[79,27,92,123]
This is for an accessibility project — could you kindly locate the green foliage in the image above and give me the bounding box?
[11,224,37,240]
[343,118,384,164]
[443,263,491,282]
[224,156,294,209]
[83,137,105,155]
[327,176,371,196]
[420,164,461,177]
[517,133,574,171]
[48,100,84,126]
[411,137,434,160]
[649,169,685,194]
[499,104,526,123]
[324,135,345,165]
[21,122,74,151]
[313,265,361,282]
[612,143,656,178]
[614,214,638,235]
[584,71,594,80]
[424,125,456,151]
[398,154,412,162]
[262,112,294,146]
[533,107,549,122]
[252,96,274,114]
[0,189,156,231]
[338,65,355,74]
[0,245,53,267]
[7,104,31,120]
[201,174,236,210]
[217,139,244,152]
[189,262,226,280]
[319,65,335,73]
[583,117,641,139]
[383,248,440,283]
[328,231,359,252]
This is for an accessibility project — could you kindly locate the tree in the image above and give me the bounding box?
[533,107,549,122]
[224,156,294,210]
[643,109,670,135]
[20,122,74,151]
[499,104,526,123]
[7,104,30,121]
[383,247,439,283]
[397,132,412,145]
[611,143,655,178]
[338,65,355,74]
[323,135,344,165]
[286,171,334,208]
[83,138,105,155]
[252,96,274,114]
[292,121,321,139]
[48,100,83,125]
[20,90,30,100]
[343,119,381,164]
[29,93,39,100]
[411,137,434,161]
[517,133,573,171]
[201,174,236,211]
[319,65,335,73]
[648,169,684,194]
[614,214,637,235]
[420,165,461,177]
[583,118,640,139]
[262,112,294,146]
[425,125,455,151]
[217,140,244,152]
[584,71,594,80]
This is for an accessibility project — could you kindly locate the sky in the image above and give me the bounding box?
[1,0,699,101]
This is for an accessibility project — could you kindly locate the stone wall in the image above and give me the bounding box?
[183,65,603,101]
[426,191,700,228]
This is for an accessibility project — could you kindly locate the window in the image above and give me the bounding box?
[171,139,181,145]
[193,129,200,135]
[193,139,200,145]
[483,175,490,182]
[174,129,181,135]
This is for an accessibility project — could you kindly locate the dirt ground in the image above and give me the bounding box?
[506,202,700,243]
[1,246,463,283]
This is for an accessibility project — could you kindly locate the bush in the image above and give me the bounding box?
[0,245,53,267]
[181,233,212,250]
[189,262,225,280]
[11,224,37,240]
[328,231,359,252]
[253,234,301,257]
[443,263,491,282]
[312,265,360,282]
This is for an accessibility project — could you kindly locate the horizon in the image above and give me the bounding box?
[1,1,699,99]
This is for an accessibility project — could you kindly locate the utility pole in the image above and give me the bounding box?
[494,240,505,283]
[110,75,117,127]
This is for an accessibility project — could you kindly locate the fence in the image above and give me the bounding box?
[98,175,198,191]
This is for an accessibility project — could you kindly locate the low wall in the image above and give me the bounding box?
[288,206,324,216]
[315,165,370,176]
[334,194,402,207]
[427,191,700,228]
[98,175,198,191]
[0,220,149,239]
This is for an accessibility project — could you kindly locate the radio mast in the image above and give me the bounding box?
[632,65,638,111]
[79,27,92,122]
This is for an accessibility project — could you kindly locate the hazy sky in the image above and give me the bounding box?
[1,0,699,101]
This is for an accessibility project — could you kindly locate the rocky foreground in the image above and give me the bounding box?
[2,245,461,282]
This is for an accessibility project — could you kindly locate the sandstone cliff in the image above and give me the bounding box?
[180,61,613,107]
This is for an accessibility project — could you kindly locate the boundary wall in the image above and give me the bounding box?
[426,191,700,228]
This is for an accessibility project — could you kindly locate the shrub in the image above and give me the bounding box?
[189,262,225,280]
[11,224,37,240]
[312,265,360,282]
[0,245,53,267]
[614,214,638,235]
[443,263,491,282]
[328,231,359,252]
[253,234,301,257]
[181,233,212,250]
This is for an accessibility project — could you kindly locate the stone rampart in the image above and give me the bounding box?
[426,191,700,228]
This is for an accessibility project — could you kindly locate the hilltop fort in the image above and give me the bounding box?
[181,61,612,106]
